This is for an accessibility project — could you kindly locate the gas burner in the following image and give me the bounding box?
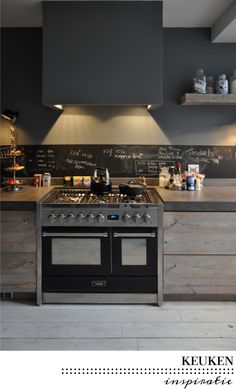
[42,188,161,205]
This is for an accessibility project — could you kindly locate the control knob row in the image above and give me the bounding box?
[48,212,105,224]
[48,212,152,224]
[122,213,152,224]
[85,213,105,224]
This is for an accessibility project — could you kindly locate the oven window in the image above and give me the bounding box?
[121,239,147,266]
[51,238,101,265]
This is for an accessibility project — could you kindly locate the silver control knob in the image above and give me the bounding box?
[76,213,85,223]
[86,213,95,224]
[57,213,66,224]
[48,213,56,224]
[96,213,105,224]
[122,213,131,224]
[132,213,142,224]
[66,213,75,223]
[143,213,152,224]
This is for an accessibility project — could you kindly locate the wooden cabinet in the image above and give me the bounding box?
[2,208,236,298]
[164,212,236,297]
[0,211,37,292]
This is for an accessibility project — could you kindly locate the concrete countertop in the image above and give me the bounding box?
[155,186,236,211]
[0,186,53,210]
[1,185,236,211]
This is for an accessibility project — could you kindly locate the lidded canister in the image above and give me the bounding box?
[33,174,42,187]
[64,176,72,186]
[193,68,207,94]
[42,172,51,187]
[216,74,229,94]
[187,175,196,191]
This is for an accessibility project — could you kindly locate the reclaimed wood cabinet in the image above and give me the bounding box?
[164,212,236,297]
[0,211,37,292]
[1,209,236,299]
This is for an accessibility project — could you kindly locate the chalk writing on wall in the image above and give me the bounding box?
[0,145,235,178]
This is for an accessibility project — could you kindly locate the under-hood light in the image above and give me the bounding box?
[147,105,152,110]
[54,104,64,110]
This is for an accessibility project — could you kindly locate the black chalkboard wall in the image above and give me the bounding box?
[1,145,236,178]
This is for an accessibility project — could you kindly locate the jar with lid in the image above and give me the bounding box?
[216,74,229,94]
[159,167,170,188]
[33,174,42,187]
[42,172,51,187]
[64,176,72,186]
[187,175,196,191]
[230,70,236,94]
[193,68,206,94]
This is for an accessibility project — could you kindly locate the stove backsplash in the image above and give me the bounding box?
[1,144,236,179]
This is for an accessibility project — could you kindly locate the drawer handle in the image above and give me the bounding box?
[42,232,108,238]
[91,280,106,287]
[113,233,156,238]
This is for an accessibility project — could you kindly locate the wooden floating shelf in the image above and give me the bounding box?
[180,93,236,106]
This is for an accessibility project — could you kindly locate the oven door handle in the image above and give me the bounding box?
[42,232,108,238]
[113,232,156,238]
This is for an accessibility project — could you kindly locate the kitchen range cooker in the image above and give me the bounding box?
[37,187,163,305]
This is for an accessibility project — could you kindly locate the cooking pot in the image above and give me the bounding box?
[119,183,145,197]
[90,167,112,194]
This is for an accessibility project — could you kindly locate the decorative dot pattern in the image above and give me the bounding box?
[61,367,234,375]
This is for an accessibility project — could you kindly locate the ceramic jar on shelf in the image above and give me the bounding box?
[216,74,229,94]
[193,68,207,94]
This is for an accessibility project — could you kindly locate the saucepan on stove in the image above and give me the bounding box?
[90,167,112,194]
[119,179,146,197]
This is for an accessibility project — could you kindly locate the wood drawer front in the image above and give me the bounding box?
[1,241,37,254]
[1,274,36,292]
[164,212,236,255]
[1,211,36,253]
[1,253,36,293]
[1,211,36,224]
[164,255,236,295]
[0,211,37,292]
[1,253,36,274]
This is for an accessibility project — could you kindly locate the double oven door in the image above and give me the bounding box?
[42,227,158,293]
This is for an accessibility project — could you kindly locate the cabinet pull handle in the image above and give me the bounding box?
[113,232,156,238]
[42,232,108,238]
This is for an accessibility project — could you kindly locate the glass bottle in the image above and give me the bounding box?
[175,162,181,175]
[206,76,214,94]
[216,74,229,94]
[193,68,206,94]
[230,70,236,95]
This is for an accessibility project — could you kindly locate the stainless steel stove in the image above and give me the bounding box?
[40,188,161,227]
[37,187,163,306]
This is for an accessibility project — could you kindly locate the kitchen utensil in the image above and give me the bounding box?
[119,183,145,197]
[90,167,112,194]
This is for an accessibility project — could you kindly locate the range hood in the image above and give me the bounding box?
[42,1,163,107]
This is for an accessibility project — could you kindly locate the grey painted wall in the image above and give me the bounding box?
[1,27,236,146]
[155,28,236,145]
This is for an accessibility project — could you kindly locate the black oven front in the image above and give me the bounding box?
[42,227,158,294]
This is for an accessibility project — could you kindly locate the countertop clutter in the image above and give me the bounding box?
[1,184,236,211]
